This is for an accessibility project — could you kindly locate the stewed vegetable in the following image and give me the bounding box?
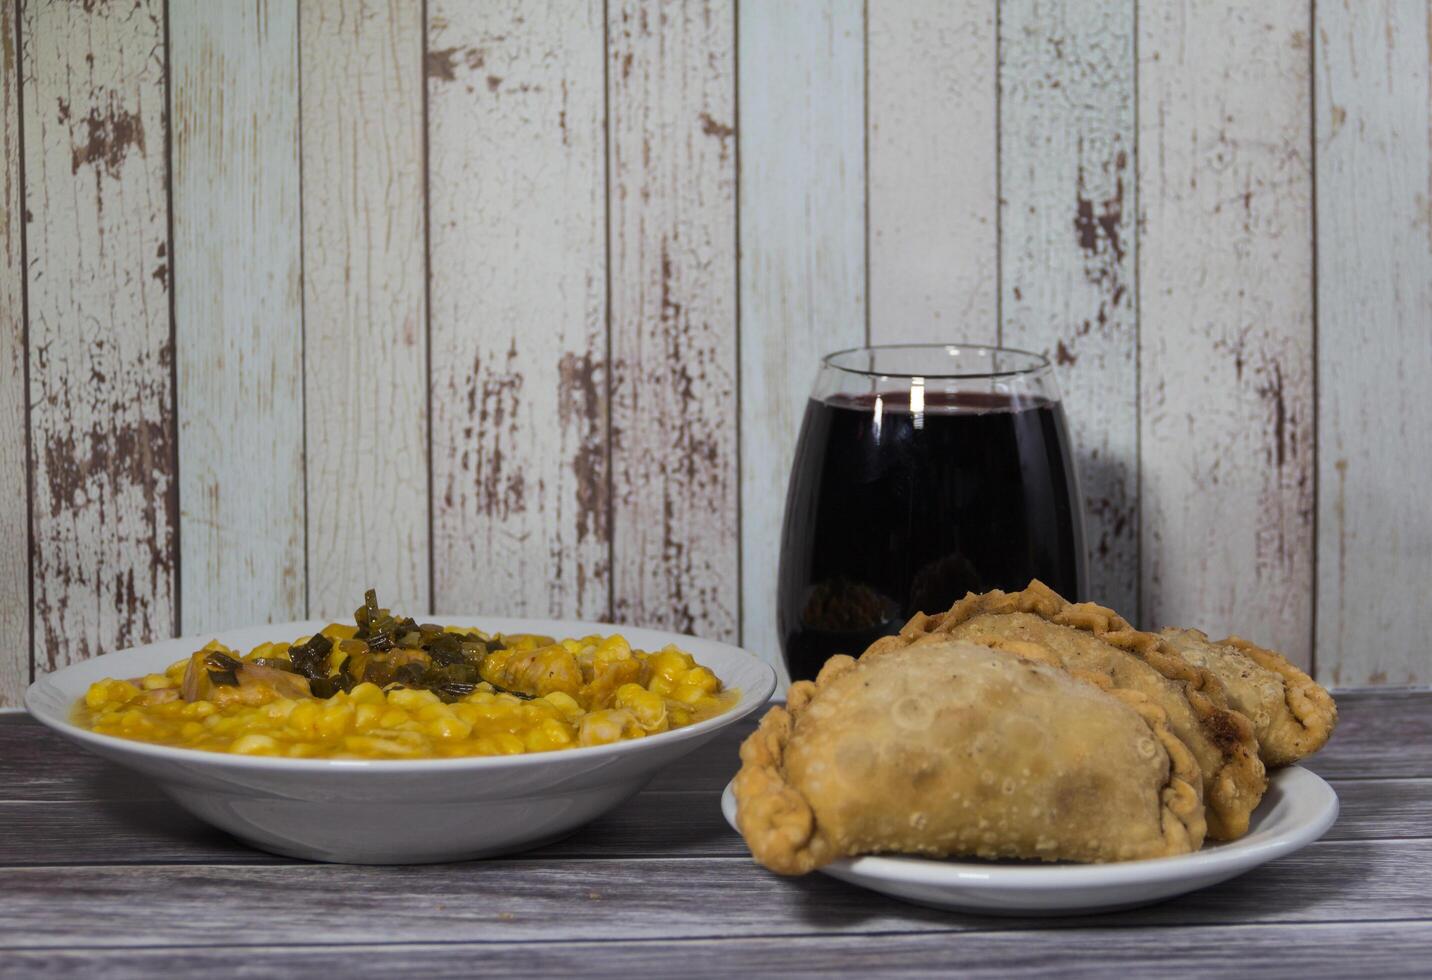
[78,590,736,759]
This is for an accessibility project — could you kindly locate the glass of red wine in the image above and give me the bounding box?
[777,344,1087,683]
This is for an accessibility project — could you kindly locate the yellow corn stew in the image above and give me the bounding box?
[78,627,737,759]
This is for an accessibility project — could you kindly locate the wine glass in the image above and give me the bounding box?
[777,344,1087,682]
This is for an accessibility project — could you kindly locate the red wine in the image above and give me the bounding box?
[777,390,1085,682]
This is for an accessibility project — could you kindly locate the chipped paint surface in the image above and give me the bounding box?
[608,0,738,641]
[428,0,609,620]
[172,0,305,632]
[1001,0,1138,617]
[23,0,176,669]
[6,0,1432,705]
[1314,0,1432,686]
[1138,0,1314,666]
[301,0,429,617]
[739,0,865,675]
[1,0,30,702]
[868,0,996,343]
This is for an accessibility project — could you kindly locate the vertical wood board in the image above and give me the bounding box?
[867,0,997,344]
[301,0,429,617]
[427,0,609,620]
[1000,0,1138,613]
[1314,0,1432,686]
[738,0,865,673]
[1137,0,1315,663]
[172,0,304,633]
[607,0,738,641]
[22,0,176,669]
[1,0,28,704]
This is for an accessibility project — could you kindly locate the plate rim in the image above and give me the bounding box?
[25,615,777,773]
[720,766,1339,888]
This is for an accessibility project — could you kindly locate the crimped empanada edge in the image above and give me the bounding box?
[1223,634,1339,767]
[893,580,1267,841]
[1100,686,1207,854]
[732,655,858,875]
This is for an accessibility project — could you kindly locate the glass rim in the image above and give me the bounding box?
[821,343,1052,380]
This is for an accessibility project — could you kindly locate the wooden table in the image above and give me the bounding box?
[2,690,1429,977]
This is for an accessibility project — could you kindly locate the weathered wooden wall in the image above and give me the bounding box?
[2,0,1428,705]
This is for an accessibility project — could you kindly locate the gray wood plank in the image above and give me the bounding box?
[0,789,738,865]
[1,773,1423,868]
[0,717,165,802]
[0,839,1428,949]
[3,922,1430,979]
[1301,690,1432,779]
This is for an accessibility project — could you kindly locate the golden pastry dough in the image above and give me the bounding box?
[1160,628,1337,769]
[896,581,1266,840]
[733,640,1205,875]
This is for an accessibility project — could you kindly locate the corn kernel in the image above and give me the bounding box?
[543,691,582,718]
[426,714,473,739]
[492,732,525,754]
[672,683,709,705]
[679,666,719,694]
[287,700,320,736]
[594,636,633,668]
[388,688,440,710]
[344,735,420,757]
[316,702,355,739]
[349,682,385,706]
[230,733,279,755]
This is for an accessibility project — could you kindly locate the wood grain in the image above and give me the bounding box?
[738,0,865,674]
[0,787,743,865]
[1137,0,1315,662]
[3,693,1431,976]
[300,0,428,619]
[4,923,1430,980]
[1,839,1429,947]
[171,0,304,633]
[607,0,739,641]
[1300,689,1432,780]
[1,772,1425,867]
[867,0,997,343]
[427,0,608,620]
[21,0,176,670]
[1000,0,1138,611]
[0,0,27,706]
[1313,0,1432,687]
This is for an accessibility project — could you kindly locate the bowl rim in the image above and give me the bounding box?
[24,615,778,773]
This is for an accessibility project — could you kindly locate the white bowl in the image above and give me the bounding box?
[26,617,776,864]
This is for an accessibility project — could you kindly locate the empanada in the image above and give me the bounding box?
[1160,628,1337,768]
[734,640,1205,874]
[893,581,1266,840]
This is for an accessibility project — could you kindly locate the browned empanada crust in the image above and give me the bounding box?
[734,641,1205,875]
[1161,628,1338,769]
[891,581,1266,840]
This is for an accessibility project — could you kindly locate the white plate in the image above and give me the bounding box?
[721,767,1338,914]
[26,617,776,864]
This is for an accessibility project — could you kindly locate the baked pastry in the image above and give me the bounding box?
[894,581,1265,840]
[1160,628,1337,768]
[734,639,1205,874]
